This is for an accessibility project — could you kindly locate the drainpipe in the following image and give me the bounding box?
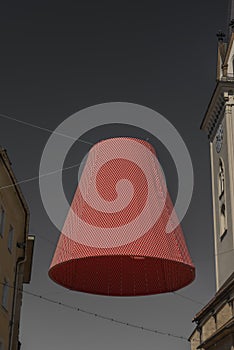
[8,249,26,350]
[8,191,29,350]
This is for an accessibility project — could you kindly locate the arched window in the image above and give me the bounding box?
[218,159,225,199]
[218,158,227,239]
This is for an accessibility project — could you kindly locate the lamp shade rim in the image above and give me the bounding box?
[48,255,195,297]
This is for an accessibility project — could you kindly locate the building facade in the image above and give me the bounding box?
[0,147,34,350]
[189,2,234,349]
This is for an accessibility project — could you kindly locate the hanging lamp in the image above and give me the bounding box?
[49,137,195,296]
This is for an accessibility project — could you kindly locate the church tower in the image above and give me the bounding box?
[202,18,234,291]
[189,1,234,349]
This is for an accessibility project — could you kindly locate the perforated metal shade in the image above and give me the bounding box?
[49,137,195,296]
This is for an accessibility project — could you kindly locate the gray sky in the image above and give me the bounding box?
[0,1,230,349]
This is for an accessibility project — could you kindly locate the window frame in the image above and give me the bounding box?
[218,158,228,240]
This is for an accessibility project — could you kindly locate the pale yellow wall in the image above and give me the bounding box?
[190,330,200,350]
[216,303,232,329]
[193,302,233,349]
[202,316,216,341]
[0,155,27,350]
[210,97,234,290]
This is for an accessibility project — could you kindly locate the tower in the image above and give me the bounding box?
[203,21,234,291]
[189,2,234,349]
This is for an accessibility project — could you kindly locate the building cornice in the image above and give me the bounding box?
[200,82,234,140]
[193,273,234,324]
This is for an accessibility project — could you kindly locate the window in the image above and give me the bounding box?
[218,158,227,239]
[8,226,14,253]
[0,207,5,237]
[2,279,9,310]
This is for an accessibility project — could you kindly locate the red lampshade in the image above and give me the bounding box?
[49,137,195,296]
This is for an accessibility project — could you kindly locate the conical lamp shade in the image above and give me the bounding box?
[49,137,195,296]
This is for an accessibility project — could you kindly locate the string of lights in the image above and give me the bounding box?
[0,113,91,192]
[1,278,230,349]
[0,162,83,190]
[172,292,204,306]
[33,230,232,309]
[0,113,93,145]
[0,281,189,342]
